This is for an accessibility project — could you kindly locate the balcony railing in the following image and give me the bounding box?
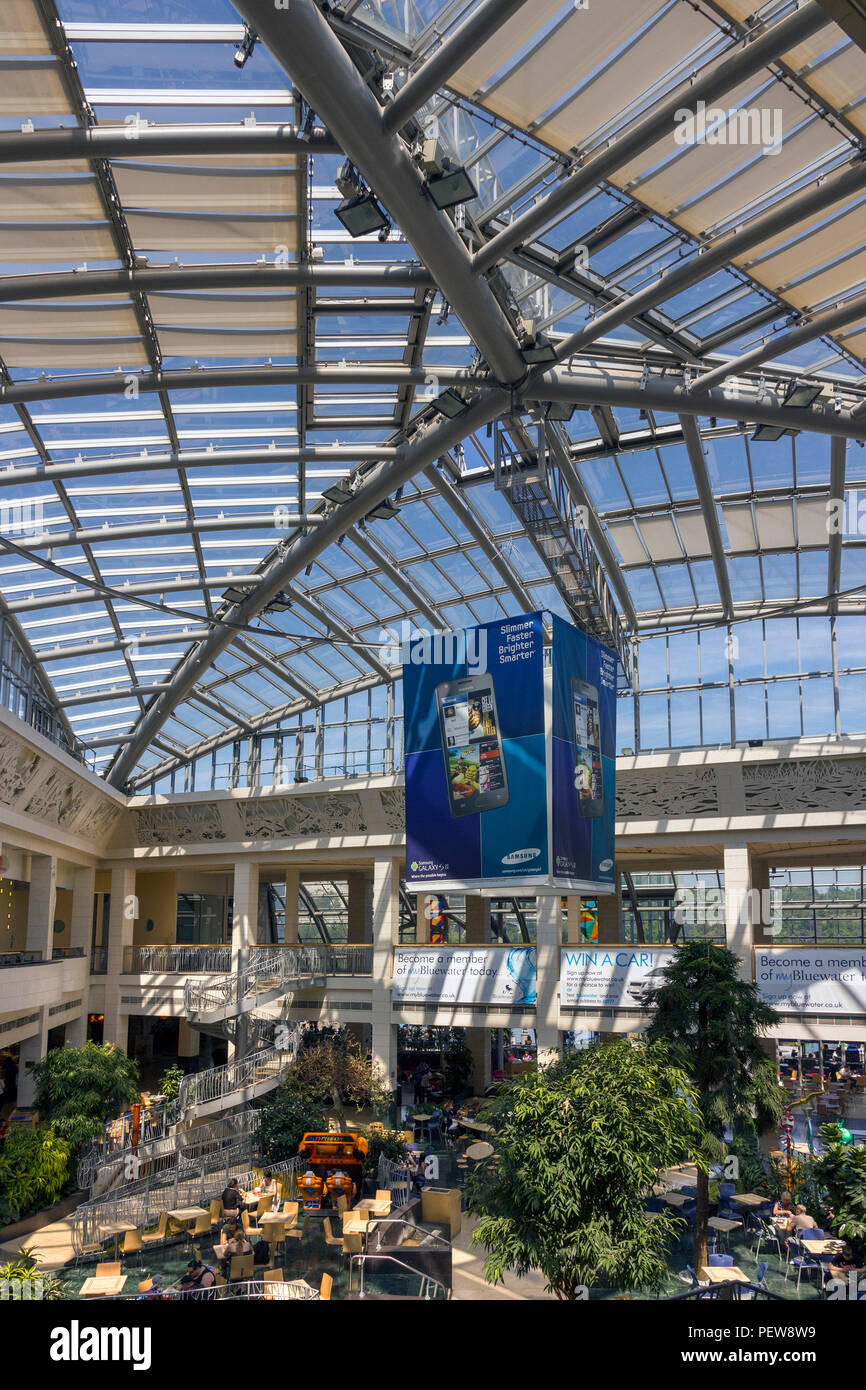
[123,944,232,974]
[0,950,41,969]
[50,946,85,960]
[321,944,373,975]
[90,946,108,975]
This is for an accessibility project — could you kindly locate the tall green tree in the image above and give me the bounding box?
[32,1042,140,1153]
[645,942,786,1272]
[285,1036,391,1129]
[810,1124,866,1265]
[468,1038,700,1299]
[256,1088,326,1166]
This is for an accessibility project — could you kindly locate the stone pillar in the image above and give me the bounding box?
[103,864,137,1050]
[18,1013,50,1108]
[178,1017,199,1066]
[464,895,490,943]
[596,883,620,944]
[26,854,57,959]
[466,1027,491,1092]
[283,865,299,944]
[723,842,755,980]
[65,1013,87,1049]
[535,894,561,1067]
[749,854,774,947]
[69,864,95,957]
[346,870,369,943]
[231,861,260,971]
[370,857,400,1088]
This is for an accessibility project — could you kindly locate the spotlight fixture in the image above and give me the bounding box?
[224,585,250,605]
[426,157,478,211]
[234,25,257,69]
[430,386,470,419]
[264,593,292,614]
[322,478,353,505]
[298,105,316,143]
[782,379,824,410]
[751,424,788,443]
[518,315,558,365]
[335,193,390,238]
[366,496,401,522]
[544,401,576,422]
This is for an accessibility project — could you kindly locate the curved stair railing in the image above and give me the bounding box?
[184,946,326,1030]
[78,1110,260,1196]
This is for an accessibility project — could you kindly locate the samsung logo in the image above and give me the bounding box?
[599,858,614,872]
[502,848,541,866]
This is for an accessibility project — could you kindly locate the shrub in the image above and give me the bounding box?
[0,1127,71,1226]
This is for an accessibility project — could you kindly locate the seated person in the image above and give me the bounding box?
[223,1226,252,1260]
[789,1204,818,1233]
[253,1237,271,1268]
[260,1170,279,1205]
[179,1259,216,1291]
[772,1193,793,1221]
[137,1274,164,1300]
[829,1245,860,1274]
[221,1176,245,1216]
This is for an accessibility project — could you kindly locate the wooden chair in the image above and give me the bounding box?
[322,1217,342,1250]
[96,1261,121,1278]
[336,1194,348,1216]
[241,1209,253,1236]
[141,1211,168,1247]
[282,1200,299,1220]
[228,1253,254,1282]
[263,1268,284,1282]
[320,1272,333,1301]
[285,1213,307,1241]
[208,1198,222,1227]
[266,1220,287,1254]
[120,1228,143,1263]
[214,1274,226,1287]
[137,1278,153,1295]
[342,1231,364,1257]
[192,1212,211,1243]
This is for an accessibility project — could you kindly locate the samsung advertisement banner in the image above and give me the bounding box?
[560,946,677,1009]
[403,611,616,894]
[392,945,537,1007]
[755,948,866,1015]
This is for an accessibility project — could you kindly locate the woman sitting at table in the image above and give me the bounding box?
[260,1169,279,1207]
[772,1193,793,1221]
[221,1177,245,1218]
[224,1226,252,1260]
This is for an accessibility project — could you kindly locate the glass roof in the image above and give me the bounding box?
[1,0,866,787]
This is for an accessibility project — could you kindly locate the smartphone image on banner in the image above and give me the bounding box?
[572,676,603,818]
[435,676,510,818]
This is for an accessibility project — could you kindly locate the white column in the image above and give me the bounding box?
[103,864,137,1050]
[18,1012,50,1108]
[535,894,561,1067]
[231,860,260,971]
[370,857,400,1087]
[464,895,490,943]
[26,854,57,959]
[723,842,756,980]
[283,865,299,944]
[70,864,95,956]
[346,870,369,943]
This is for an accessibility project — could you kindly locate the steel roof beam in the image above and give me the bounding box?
[105,387,508,787]
[679,415,734,620]
[525,367,866,442]
[691,289,866,394]
[346,525,443,630]
[828,436,846,615]
[12,513,323,552]
[472,1,829,274]
[551,158,866,364]
[0,364,483,409]
[422,460,536,613]
[0,123,338,166]
[233,634,322,705]
[7,579,264,614]
[382,0,530,134]
[0,264,435,303]
[233,0,526,385]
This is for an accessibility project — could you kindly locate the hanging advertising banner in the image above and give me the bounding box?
[755,948,866,1015]
[403,611,617,894]
[550,614,617,893]
[392,945,537,1007]
[560,946,677,1009]
[404,613,548,890]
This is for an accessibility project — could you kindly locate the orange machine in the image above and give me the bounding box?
[298,1132,369,1207]
[298,1169,325,1210]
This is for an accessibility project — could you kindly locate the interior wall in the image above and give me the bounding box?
[134,871,179,945]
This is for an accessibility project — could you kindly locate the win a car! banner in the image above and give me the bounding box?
[404,613,547,889]
[403,611,617,894]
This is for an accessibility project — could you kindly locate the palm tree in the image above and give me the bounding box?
[645,942,786,1271]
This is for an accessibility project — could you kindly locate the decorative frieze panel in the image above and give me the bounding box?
[0,723,123,847]
[135,803,226,845]
[236,792,369,840]
[743,759,866,812]
[615,768,719,819]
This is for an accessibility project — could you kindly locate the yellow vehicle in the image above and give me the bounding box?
[298,1132,369,1207]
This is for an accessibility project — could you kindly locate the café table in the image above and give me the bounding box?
[343,1215,375,1236]
[258,1211,293,1233]
[699,1265,752,1286]
[81,1273,128,1298]
[96,1219,137,1259]
[466,1140,494,1161]
[708,1216,741,1251]
[801,1238,845,1257]
[168,1206,208,1223]
[663,1192,689,1207]
[458,1117,494,1134]
[730,1193,767,1210]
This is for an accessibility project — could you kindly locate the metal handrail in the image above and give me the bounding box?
[78,1109,260,1194]
[123,944,232,974]
[184,946,326,1021]
[177,1031,302,1114]
[348,1252,451,1300]
[378,1153,413,1208]
[107,1278,320,1302]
